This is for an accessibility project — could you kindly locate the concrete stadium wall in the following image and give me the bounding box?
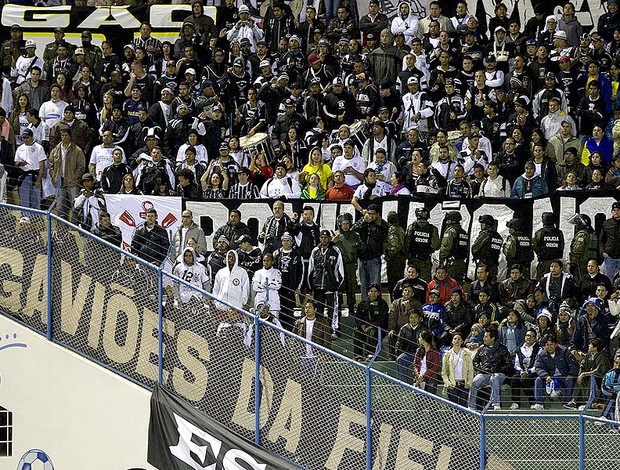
[0,314,155,470]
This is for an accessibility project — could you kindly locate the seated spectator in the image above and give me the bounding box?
[511,161,549,198]
[575,338,611,408]
[507,328,540,410]
[422,288,445,341]
[441,333,474,407]
[413,330,441,393]
[532,334,580,410]
[601,351,620,416]
[499,264,533,309]
[555,301,577,346]
[441,288,474,347]
[468,328,514,411]
[498,309,528,355]
[475,288,502,323]
[535,308,556,341]
[570,297,610,356]
[426,266,460,304]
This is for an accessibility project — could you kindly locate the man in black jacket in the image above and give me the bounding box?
[130,208,170,267]
[352,204,388,300]
[600,201,620,283]
[468,327,514,411]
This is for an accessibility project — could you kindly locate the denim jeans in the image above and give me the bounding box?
[534,376,575,404]
[396,351,415,384]
[358,257,381,300]
[603,257,620,284]
[469,372,506,410]
[18,175,40,210]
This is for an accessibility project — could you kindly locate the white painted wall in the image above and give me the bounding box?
[0,315,156,470]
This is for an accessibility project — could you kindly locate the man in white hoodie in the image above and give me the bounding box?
[391,2,418,47]
[212,250,250,310]
[252,253,282,318]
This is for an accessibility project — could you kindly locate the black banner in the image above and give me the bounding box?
[148,384,298,470]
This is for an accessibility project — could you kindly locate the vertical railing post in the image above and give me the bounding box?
[46,212,53,340]
[366,329,382,470]
[157,268,164,385]
[254,310,261,445]
[479,414,486,470]
[579,414,585,470]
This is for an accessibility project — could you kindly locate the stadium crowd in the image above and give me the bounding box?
[1,0,620,412]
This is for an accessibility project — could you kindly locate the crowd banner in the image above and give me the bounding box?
[0,4,216,50]
[0,0,607,52]
[106,194,182,252]
[148,385,298,470]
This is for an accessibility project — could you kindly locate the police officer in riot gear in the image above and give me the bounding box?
[405,207,440,282]
[569,214,600,280]
[471,214,503,281]
[533,212,565,280]
[439,211,470,284]
[503,218,534,280]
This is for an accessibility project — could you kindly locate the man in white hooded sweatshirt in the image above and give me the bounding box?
[212,250,250,310]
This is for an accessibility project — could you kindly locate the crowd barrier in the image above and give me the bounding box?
[1,200,619,469]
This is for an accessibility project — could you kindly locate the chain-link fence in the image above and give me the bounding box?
[0,204,49,336]
[4,200,620,470]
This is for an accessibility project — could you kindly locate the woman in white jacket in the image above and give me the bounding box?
[391,2,419,47]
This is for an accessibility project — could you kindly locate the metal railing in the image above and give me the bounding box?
[0,200,618,469]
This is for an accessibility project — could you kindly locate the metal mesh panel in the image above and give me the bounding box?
[259,326,367,469]
[160,269,256,442]
[370,373,481,469]
[485,416,580,469]
[50,218,160,388]
[0,207,47,335]
[583,416,620,470]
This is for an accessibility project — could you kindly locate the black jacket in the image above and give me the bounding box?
[131,222,169,266]
[352,218,389,261]
[473,340,514,376]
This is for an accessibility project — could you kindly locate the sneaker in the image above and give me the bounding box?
[510,403,520,410]
[492,404,501,411]
[531,404,545,410]
[563,401,577,410]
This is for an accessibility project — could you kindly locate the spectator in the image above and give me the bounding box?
[532,334,580,410]
[354,283,389,360]
[130,208,170,267]
[172,209,207,258]
[252,253,282,318]
[468,327,514,411]
[212,250,251,311]
[442,333,474,407]
[48,127,85,220]
[413,329,441,393]
[506,328,541,409]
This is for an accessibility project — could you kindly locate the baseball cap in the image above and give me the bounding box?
[238,4,249,13]
[25,39,36,48]
[259,59,271,68]
[238,234,252,244]
[74,47,85,55]
[185,68,196,75]
[429,289,440,296]
[81,173,94,181]
[612,201,620,210]
[21,128,34,138]
[320,230,331,237]
[81,30,93,38]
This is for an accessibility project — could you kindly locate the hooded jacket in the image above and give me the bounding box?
[212,250,250,309]
[173,247,211,304]
[390,2,419,46]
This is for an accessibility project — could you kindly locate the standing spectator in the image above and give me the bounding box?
[212,251,251,311]
[14,128,45,209]
[172,209,207,259]
[252,253,282,318]
[359,0,390,46]
[48,128,85,220]
[352,204,388,300]
[258,200,293,254]
[307,230,344,335]
[73,173,106,231]
[354,283,389,360]
[100,148,131,194]
[442,333,474,407]
[39,84,68,128]
[532,334,580,410]
[212,209,251,251]
[468,328,514,411]
[130,208,170,267]
[292,298,332,354]
[273,232,304,330]
[600,201,620,283]
[384,211,406,297]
